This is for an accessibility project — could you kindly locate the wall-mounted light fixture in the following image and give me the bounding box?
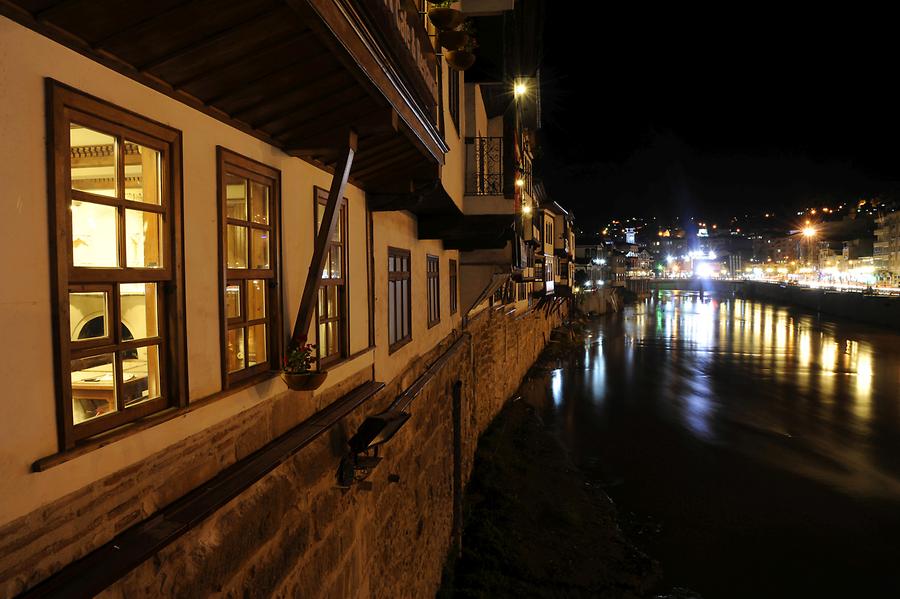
[337,409,411,488]
[514,81,527,98]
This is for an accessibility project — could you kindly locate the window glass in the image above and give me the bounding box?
[121,344,161,407]
[70,124,116,197]
[225,284,241,319]
[225,175,247,220]
[124,141,161,204]
[247,279,266,320]
[247,324,266,367]
[72,200,118,267]
[70,291,108,341]
[120,283,158,339]
[71,353,117,424]
[226,328,244,373]
[250,229,270,269]
[227,225,248,268]
[125,209,163,268]
[250,181,268,224]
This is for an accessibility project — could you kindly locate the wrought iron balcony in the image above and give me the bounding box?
[465,136,504,195]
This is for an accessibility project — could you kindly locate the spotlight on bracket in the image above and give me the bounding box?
[337,409,411,488]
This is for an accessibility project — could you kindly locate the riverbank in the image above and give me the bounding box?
[437,325,662,598]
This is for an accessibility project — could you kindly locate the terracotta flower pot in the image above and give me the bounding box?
[281,371,327,391]
[428,7,464,31]
[438,30,469,51]
[445,50,476,71]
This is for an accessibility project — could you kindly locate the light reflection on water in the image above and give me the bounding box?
[531,289,900,597]
[584,290,899,497]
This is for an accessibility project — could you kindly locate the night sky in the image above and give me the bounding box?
[539,7,900,230]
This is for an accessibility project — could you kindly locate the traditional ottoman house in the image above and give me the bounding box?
[0,1,567,596]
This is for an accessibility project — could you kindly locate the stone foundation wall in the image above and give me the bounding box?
[0,306,565,598]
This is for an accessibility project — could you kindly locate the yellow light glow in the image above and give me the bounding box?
[514,82,527,98]
[802,227,816,238]
[516,178,525,187]
[522,204,532,215]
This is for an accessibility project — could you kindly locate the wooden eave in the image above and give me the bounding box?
[417,214,516,250]
[0,0,446,190]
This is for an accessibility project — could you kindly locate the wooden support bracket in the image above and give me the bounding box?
[290,129,357,347]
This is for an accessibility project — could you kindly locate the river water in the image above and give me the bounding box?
[523,290,900,598]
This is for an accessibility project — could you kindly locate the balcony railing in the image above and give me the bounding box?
[466,137,503,195]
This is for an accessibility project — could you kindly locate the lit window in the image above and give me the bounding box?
[315,188,347,364]
[218,148,281,386]
[51,83,186,447]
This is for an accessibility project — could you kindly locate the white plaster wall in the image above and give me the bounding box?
[371,211,460,385]
[0,17,375,526]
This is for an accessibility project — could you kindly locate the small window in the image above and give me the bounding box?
[426,255,440,328]
[218,148,281,387]
[315,187,348,365]
[50,82,186,448]
[449,259,458,315]
[388,248,411,352]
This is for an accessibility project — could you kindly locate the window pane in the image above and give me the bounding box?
[401,279,409,337]
[70,291,107,341]
[327,285,338,317]
[124,141,161,204]
[318,322,327,355]
[72,200,118,267]
[120,283,158,339]
[226,328,244,373]
[329,246,341,278]
[225,283,241,319]
[317,286,326,318]
[247,324,267,367]
[388,281,396,344]
[250,229,270,269]
[71,353,117,424]
[225,174,247,220]
[247,279,266,320]
[326,321,337,357]
[125,209,163,268]
[122,344,161,407]
[249,181,268,224]
[333,214,341,242]
[70,124,116,197]
[227,225,248,268]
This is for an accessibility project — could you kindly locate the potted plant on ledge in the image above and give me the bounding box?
[446,32,477,71]
[428,1,464,31]
[282,336,327,391]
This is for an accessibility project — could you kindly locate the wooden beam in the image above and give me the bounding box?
[290,129,357,347]
[136,8,280,72]
[351,146,421,180]
[283,107,398,155]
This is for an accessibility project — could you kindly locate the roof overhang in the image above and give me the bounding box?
[0,0,447,190]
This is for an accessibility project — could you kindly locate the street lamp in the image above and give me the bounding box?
[514,81,527,98]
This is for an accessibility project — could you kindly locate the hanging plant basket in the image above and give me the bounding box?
[438,30,469,51]
[281,371,327,391]
[428,7,464,31]
[445,50,476,71]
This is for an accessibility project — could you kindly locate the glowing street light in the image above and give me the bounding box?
[802,227,816,238]
[514,81,527,98]
[521,203,532,215]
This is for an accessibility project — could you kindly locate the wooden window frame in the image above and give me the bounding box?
[314,187,349,368]
[426,254,440,328]
[448,67,460,133]
[449,258,458,315]
[47,80,188,450]
[216,147,283,388]
[388,247,412,353]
